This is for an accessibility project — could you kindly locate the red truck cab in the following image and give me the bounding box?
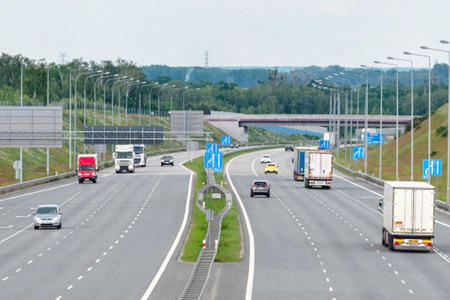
[77,154,98,184]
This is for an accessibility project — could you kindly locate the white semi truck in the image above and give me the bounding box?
[304,151,333,189]
[133,144,147,167]
[380,181,435,251]
[114,144,135,173]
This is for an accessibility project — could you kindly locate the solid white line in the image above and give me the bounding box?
[140,162,193,300]
[226,156,255,300]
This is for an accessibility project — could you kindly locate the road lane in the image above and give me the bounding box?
[0,152,197,300]
[225,148,450,299]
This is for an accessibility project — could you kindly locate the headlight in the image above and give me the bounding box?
[35,217,42,223]
[52,216,59,222]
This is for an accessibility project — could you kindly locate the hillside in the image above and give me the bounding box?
[337,104,449,202]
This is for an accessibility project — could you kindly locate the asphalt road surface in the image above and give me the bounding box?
[202,148,450,300]
[2,147,450,300]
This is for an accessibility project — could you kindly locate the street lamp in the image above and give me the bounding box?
[74,69,102,166]
[102,74,120,125]
[94,73,118,126]
[138,83,159,126]
[111,77,129,125]
[388,56,414,181]
[360,65,370,174]
[84,71,108,126]
[375,60,399,181]
[404,51,432,184]
[423,42,450,202]
[372,62,384,179]
[19,57,45,183]
[124,80,145,125]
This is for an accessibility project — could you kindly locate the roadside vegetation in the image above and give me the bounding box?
[335,103,450,202]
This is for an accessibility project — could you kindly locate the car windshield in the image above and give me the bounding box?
[267,163,276,167]
[163,156,173,160]
[37,207,57,214]
[134,147,143,154]
[80,165,95,171]
[254,181,268,187]
[117,152,132,159]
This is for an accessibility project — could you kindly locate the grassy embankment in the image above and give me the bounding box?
[181,146,273,263]
[335,103,450,202]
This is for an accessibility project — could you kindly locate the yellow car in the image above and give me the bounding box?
[264,163,278,174]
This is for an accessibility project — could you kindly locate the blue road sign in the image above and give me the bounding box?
[205,143,219,153]
[423,159,442,180]
[221,136,231,146]
[204,152,223,172]
[366,133,385,145]
[319,140,330,150]
[352,146,365,160]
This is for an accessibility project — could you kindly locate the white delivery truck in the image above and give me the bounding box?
[380,181,435,251]
[133,144,147,167]
[304,151,333,189]
[114,144,135,173]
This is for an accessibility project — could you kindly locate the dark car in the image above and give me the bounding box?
[161,155,174,166]
[285,145,294,151]
[231,143,239,149]
[250,180,270,198]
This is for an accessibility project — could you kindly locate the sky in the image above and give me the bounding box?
[1,0,450,68]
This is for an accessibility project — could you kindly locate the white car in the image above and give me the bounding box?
[33,204,62,229]
[260,154,272,164]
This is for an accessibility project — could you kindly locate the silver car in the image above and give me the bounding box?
[34,204,62,230]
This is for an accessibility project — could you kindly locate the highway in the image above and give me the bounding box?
[2,148,450,299]
[0,151,198,300]
[202,148,450,300]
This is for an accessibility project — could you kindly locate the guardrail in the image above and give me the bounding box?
[334,161,450,213]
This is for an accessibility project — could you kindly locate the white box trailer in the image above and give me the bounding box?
[304,151,333,189]
[381,181,435,251]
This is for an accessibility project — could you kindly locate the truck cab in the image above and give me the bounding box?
[133,144,146,167]
[114,144,135,173]
[77,154,98,183]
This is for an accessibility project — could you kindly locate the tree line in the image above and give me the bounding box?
[1,52,449,120]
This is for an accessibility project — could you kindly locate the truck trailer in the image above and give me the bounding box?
[114,144,135,173]
[293,146,318,181]
[304,151,333,189]
[380,181,435,251]
[133,144,147,167]
[77,154,98,183]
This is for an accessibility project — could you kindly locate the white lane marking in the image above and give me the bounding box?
[227,156,255,300]
[252,157,259,177]
[0,225,13,229]
[140,161,194,300]
[16,214,31,218]
[0,181,77,203]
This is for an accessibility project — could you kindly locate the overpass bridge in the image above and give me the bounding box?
[204,113,412,143]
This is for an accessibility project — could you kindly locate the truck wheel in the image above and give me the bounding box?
[381,229,386,246]
[93,179,97,184]
[388,233,394,250]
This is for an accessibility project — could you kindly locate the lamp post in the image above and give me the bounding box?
[84,71,107,126]
[19,58,45,183]
[46,64,59,176]
[372,63,384,179]
[375,61,399,180]
[74,69,102,166]
[138,83,159,126]
[388,56,414,181]
[423,42,450,202]
[157,84,174,125]
[69,66,89,169]
[96,74,118,125]
[404,51,432,184]
[360,65,370,174]
[93,73,116,126]
[110,77,128,125]
[124,80,144,126]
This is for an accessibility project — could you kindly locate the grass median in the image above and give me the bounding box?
[182,147,271,262]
